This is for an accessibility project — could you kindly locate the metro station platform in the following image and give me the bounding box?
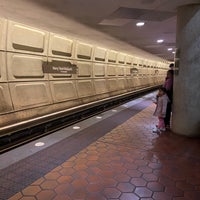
[0,93,200,200]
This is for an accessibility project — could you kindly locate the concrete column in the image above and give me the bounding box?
[172,4,200,137]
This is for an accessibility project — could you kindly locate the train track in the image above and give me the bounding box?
[0,86,159,154]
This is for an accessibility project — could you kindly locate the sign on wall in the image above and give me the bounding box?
[130,67,138,75]
[43,61,78,74]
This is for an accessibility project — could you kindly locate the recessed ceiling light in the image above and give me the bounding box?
[168,48,173,51]
[136,22,145,27]
[157,39,164,43]
[172,51,175,54]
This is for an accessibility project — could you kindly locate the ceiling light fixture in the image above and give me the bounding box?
[168,48,173,51]
[157,39,164,43]
[172,51,175,54]
[136,22,145,27]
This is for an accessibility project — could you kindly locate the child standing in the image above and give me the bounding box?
[153,87,169,133]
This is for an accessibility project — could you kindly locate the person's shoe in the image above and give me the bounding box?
[153,128,161,134]
[160,128,166,132]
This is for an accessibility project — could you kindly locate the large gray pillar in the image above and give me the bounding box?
[172,4,200,137]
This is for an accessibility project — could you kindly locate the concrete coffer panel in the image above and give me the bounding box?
[0,52,7,82]
[7,21,48,55]
[76,61,92,77]
[117,78,126,90]
[108,50,117,63]
[94,79,108,94]
[7,53,47,81]
[93,47,107,62]
[50,80,78,103]
[0,83,13,114]
[117,66,124,76]
[0,18,7,51]
[76,80,94,97]
[126,55,133,65]
[107,65,116,76]
[75,41,93,61]
[9,82,52,110]
[107,78,118,91]
[93,63,106,77]
[117,53,126,64]
[127,78,134,88]
[48,33,74,59]
[125,67,131,76]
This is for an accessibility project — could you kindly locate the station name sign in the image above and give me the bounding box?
[130,68,138,74]
[43,61,78,74]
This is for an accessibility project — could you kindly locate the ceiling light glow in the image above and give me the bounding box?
[172,51,175,54]
[168,48,173,51]
[136,22,145,27]
[157,39,164,43]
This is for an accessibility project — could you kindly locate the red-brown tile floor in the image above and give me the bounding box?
[6,104,200,200]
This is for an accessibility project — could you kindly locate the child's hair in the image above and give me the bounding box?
[159,87,167,93]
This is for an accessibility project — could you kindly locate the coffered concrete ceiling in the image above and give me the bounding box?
[0,0,199,61]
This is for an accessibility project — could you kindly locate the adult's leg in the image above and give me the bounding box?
[164,102,172,127]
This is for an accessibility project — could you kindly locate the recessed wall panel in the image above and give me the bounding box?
[0,83,13,114]
[133,77,139,88]
[138,77,144,87]
[93,63,106,77]
[141,68,146,76]
[108,50,117,63]
[126,55,133,65]
[94,79,108,94]
[0,18,7,51]
[77,80,94,97]
[125,67,131,76]
[77,61,92,77]
[48,33,74,58]
[7,53,47,81]
[127,78,134,88]
[93,47,107,62]
[118,78,126,90]
[50,80,77,102]
[117,67,124,76]
[75,41,93,60]
[107,79,117,91]
[0,52,7,82]
[117,53,126,64]
[7,21,48,55]
[107,65,116,76]
[138,68,143,76]
[146,68,150,75]
[9,82,52,110]
[133,57,139,66]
